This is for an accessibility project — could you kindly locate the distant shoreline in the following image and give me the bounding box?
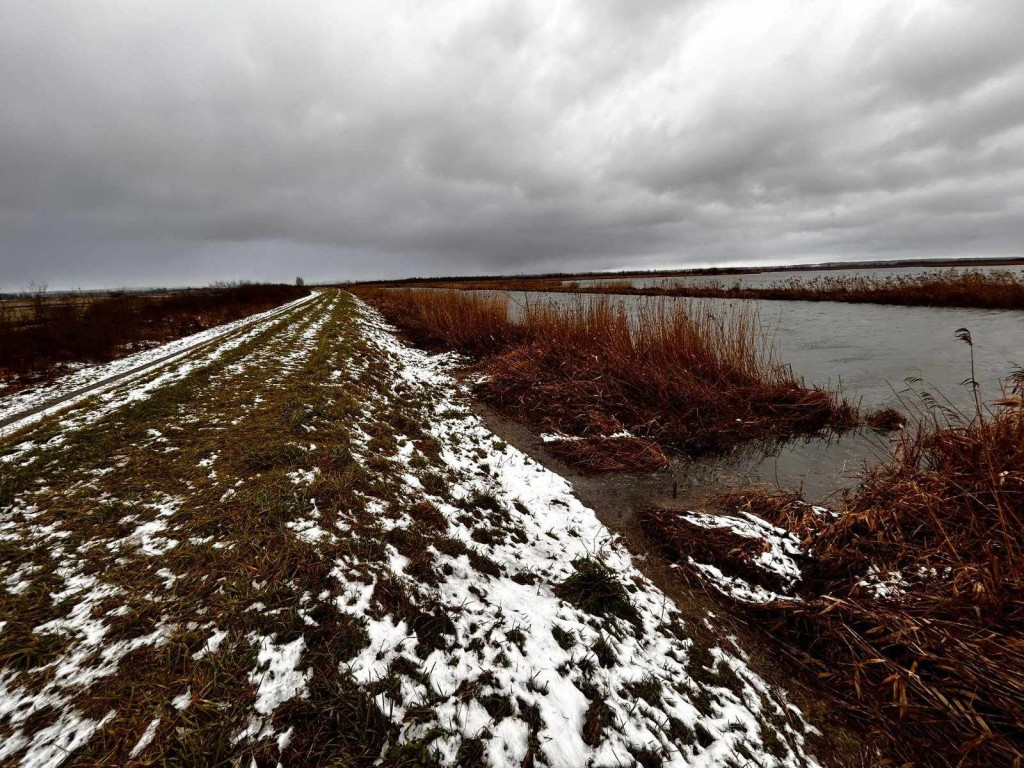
[351,255,1024,287]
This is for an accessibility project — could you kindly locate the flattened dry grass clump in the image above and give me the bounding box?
[540,436,669,474]
[354,287,861,470]
[636,503,802,596]
[0,622,72,672]
[706,409,1024,766]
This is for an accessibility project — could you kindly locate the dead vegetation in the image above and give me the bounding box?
[0,282,309,390]
[632,268,1024,310]
[781,406,1024,766]
[642,399,1024,766]
[353,287,865,472]
[543,436,670,473]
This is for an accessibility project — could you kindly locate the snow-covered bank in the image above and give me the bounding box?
[345,299,820,767]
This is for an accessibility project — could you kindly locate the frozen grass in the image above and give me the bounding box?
[0,290,824,767]
[353,287,860,469]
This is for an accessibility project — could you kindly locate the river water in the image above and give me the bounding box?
[489,289,1024,502]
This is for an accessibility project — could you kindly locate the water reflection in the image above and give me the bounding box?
[671,428,897,504]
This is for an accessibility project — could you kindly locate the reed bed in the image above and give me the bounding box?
[646,405,1024,765]
[0,282,310,387]
[355,286,859,468]
[797,408,1024,765]
[384,268,1024,311]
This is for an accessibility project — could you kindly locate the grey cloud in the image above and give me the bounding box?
[1,0,1023,289]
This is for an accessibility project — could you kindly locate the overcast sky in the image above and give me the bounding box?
[2,0,1023,289]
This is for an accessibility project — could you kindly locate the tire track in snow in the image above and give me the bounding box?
[0,292,321,437]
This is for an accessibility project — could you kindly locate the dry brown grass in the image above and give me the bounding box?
[354,287,860,469]
[682,268,1024,309]
[543,436,670,473]
[647,406,1024,766]
[795,410,1024,766]
[352,286,523,355]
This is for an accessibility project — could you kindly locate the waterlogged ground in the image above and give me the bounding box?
[0,290,821,767]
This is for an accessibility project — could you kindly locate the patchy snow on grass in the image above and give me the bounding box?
[0,294,344,766]
[250,635,310,716]
[341,300,820,768]
[541,429,634,443]
[0,708,116,768]
[689,561,793,605]
[677,509,805,593]
[856,565,909,599]
[128,717,161,758]
[0,292,823,767]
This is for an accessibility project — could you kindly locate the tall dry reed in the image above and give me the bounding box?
[668,404,1024,766]
[355,287,857,465]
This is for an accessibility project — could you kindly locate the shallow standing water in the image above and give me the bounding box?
[491,289,1024,502]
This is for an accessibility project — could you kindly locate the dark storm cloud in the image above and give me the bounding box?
[1,0,1023,288]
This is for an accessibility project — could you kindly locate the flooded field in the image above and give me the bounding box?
[492,289,1024,501]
